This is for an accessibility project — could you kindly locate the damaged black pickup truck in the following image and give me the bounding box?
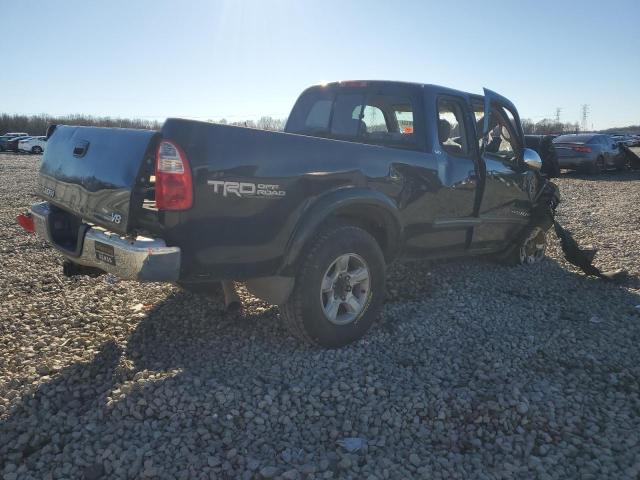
[20,81,555,347]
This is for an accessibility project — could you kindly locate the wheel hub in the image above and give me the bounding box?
[333,274,352,299]
[321,253,371,325]
[519,227,547,264]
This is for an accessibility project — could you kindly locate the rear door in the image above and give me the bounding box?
[404,93,479,255]
[470,89,535,251]
[356,85,479,257]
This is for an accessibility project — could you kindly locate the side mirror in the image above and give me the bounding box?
[523,148,542,170]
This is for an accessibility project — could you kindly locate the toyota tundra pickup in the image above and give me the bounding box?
[19,81,551,347]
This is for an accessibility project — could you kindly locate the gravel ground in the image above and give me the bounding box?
[1,152,639,479]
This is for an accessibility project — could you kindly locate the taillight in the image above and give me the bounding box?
[155,140,193,210]
[572,145,592,153]
[16,213,35,233]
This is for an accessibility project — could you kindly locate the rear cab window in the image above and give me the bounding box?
[286,83,424,151]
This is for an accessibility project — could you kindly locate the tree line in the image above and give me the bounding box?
[0,113,286,135]
[1,112,635,137]
[0,113,162,135]
[522,117,640,135]
[219,116,286,131]
[521,118,580,135]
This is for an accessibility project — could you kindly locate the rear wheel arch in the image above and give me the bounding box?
[282,189,402,273]
[331,204,400,261]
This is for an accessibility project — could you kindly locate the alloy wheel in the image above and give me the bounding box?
[519,227,547,264]
[320,253,371,325]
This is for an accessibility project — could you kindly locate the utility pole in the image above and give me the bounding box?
[581,104,590,132]
[555,107,562,123]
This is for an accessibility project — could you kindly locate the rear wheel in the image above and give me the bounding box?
[280,224,385,348]
[32,146,43,154]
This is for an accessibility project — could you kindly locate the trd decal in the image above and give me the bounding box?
[208,180,286,198]
[510,208,530,217]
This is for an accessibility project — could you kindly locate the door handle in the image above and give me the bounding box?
[73,140,90,158]
[388,166,402,182]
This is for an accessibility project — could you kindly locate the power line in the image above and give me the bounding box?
[555,107,562,123]
[581,104,590,132]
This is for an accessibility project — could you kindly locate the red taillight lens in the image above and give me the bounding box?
[572,145,592,153]
[155,140,193,210]
[16,213,35,233]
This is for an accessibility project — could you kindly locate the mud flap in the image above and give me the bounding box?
[525,179,626,281]
[553,221,626,281]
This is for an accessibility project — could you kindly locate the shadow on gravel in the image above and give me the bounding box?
[125,287,295,381]
[2,257,640,476]
[0,341,122,474]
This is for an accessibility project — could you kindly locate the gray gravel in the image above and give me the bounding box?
[1,152,640,479]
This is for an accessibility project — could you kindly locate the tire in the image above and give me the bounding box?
[586,156,604,175]
[31,146,43,154]
[280,224,385,348]
[503,226,548,266]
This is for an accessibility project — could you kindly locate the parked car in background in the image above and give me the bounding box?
[524,134,560,177]
[6,136,32,152]
[0,133,29,151]
[552,133,625,173]
[610,134,636,147]
[18,136,46,154]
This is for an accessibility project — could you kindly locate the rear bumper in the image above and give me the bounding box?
[557,155,593,168]
[30,202,181,282]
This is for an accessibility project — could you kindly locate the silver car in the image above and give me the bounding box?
[552,133,626,174]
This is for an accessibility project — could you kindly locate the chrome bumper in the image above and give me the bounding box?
[557,155,592,167]
[30,202,181,282]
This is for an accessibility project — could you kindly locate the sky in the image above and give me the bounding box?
[3,0,639,129]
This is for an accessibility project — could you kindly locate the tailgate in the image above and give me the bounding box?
[38,125,158,234]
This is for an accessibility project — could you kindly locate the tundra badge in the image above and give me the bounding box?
[42,186,55,198]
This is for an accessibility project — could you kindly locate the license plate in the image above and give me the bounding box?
[95,241,116,266]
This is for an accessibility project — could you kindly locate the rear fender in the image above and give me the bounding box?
[281,188,402,273]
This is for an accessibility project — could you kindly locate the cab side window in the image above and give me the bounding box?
[437,97,470,156]
[472,100,484,148]
[474,99,521,163]
[486,106,519,162]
